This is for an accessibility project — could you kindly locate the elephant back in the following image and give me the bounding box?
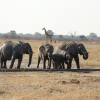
[66,42,77,48]
[38,43,54,57]
[65,42,78,55]
[42,43,54,53]
[2,41,14,45]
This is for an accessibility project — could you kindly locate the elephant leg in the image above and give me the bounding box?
[43,60,46,69]
[37,56,41,68]
[48,57,52,69]
[43,59,46,69]
[4,60,7,69]
[17,56,23,69]
[53,62,55,69]
[67,58,73,69]
[48,59,51,69]
[62,62,65,69]
[1,59,3,68]
[55,64,57,69]
[10,57,15,69]
[47,59,49,68]
[53,62,57,69]
[59,63,62,69]
[74,56,80,69]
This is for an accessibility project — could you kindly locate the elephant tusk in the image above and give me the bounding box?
[28,50,32,54]
[83,52,89,54]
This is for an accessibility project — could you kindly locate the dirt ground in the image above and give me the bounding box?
[0,39,100,100]
[0,70,100,100]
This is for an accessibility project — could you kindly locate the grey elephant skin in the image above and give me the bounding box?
[0,41,33,69]
[52,46,71,69]
[57,42,88,69]
[52,54,65,69]
[37,43,54,69]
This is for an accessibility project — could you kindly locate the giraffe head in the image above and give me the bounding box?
[42,27,46,30]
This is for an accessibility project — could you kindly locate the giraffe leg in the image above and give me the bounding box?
[46,38,48,43]
[51,39,52,44]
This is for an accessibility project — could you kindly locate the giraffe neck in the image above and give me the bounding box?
[44,29,49,35]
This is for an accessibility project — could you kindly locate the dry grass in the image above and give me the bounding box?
[0,72,100,100]
[0,39,100,100]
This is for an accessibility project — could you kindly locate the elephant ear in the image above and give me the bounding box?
[77,43,87,55]
[39,45,46,56]
[39,45,45,52]
[66,43,77,55]
[13,43,24,54]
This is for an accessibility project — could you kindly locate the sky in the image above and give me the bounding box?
[0,0,100,36]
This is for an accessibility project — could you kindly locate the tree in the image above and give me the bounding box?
[68,31,76,41]
[59,35,64,41]
[47,30,54,36]
[89,33,97,40]
[9,30,16,36]
[79,35,88,41]
[34,32,42,39]
[9,30,17,38]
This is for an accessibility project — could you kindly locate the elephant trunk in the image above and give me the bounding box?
[28,53,33,67]
[47,52,52,69]
[83,52,88,60]
[48,56,51,69]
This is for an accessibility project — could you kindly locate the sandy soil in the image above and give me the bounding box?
[0,70,100,100]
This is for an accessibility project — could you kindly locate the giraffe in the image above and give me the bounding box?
[42,27,53,44]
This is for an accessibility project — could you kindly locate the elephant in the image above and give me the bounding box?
[52,46,71,69]
[57,42,89,69]
[37,43,54,69]
[52,54,65,69]
[0,41,33,69]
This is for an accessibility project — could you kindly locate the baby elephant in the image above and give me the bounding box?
[52,54,65,69]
